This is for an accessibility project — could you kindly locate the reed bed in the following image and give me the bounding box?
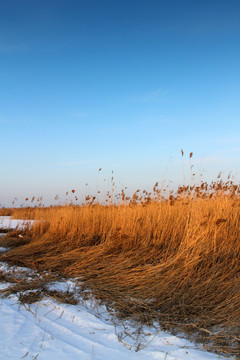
[1,180,240,358]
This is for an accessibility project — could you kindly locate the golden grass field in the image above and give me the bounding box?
[1,179,240,358]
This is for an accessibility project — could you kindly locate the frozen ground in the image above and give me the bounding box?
[0,217,231,360]
[0,216,34,230]
[0,282,229,360]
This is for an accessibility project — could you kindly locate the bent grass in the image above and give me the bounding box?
[1,179,240,358]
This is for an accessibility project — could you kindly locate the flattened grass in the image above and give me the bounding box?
[1,182,240,357]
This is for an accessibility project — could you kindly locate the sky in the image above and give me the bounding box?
[1,0,240,206]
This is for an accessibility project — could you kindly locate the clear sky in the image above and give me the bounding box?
[1,0,240,206]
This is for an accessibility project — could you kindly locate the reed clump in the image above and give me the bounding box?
[1,180,240,358]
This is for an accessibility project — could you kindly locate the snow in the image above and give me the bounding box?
[0,216,34,230]
[0,291,229,360]
[0,217,231,359]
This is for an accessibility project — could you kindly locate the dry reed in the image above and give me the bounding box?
[1,180,240,357]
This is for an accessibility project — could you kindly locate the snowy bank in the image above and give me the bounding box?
[0,216,34,231]
[0,263,230,360]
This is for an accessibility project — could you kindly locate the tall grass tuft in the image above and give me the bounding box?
[1,180,240,357]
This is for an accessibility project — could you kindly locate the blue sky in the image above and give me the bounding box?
[1,0,240,206]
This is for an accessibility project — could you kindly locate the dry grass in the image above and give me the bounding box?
[1,180,240,357]
[0,208,15,216]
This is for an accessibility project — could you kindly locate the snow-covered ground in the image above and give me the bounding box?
[0,216,34,230]
[0,285,229,360]
[0,217,232,359]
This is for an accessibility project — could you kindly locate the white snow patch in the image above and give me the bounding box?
[0,295,228,360]
[0,268,230,360]
[0,247,9,253]
[0,216,34,230]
